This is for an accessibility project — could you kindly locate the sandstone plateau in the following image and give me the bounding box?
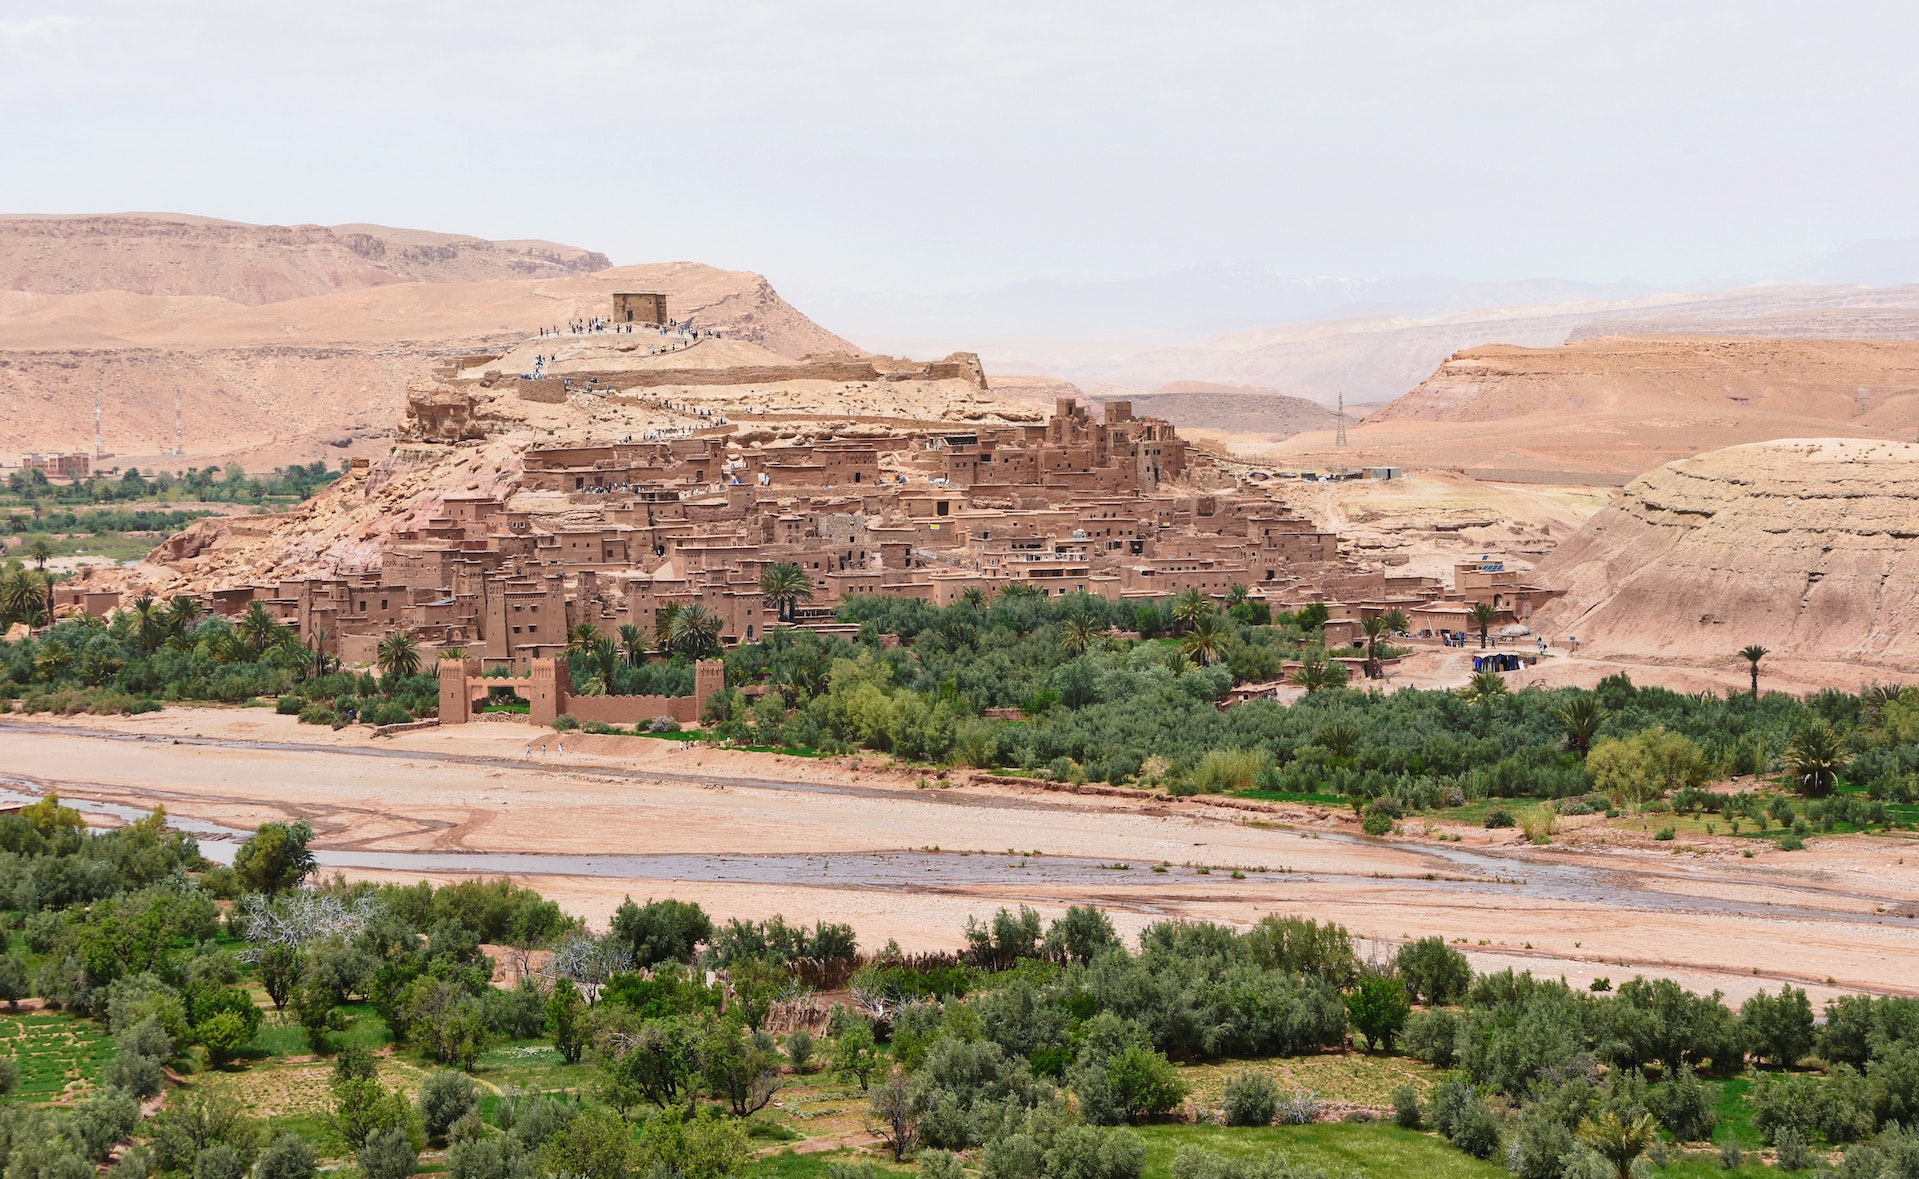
[0,215,853,467]
[0,214,611,302]
[1234,335,1919,480]
[1533,438,1919,671]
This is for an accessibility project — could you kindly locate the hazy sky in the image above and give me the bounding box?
[3,1,1916,293]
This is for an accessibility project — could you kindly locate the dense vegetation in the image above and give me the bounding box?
[702,591,1914,833]
[5,461,342,509]
[2,804,1915,1179]
[0,597,436,721]
[8,584,1916,844]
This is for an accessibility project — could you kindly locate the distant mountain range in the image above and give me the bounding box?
[791,240,1919,404]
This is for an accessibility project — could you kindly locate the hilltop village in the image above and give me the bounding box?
[69,296,1557,689]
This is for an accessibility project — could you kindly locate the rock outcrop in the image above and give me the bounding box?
[1268,335,1919,479]
[1,223,857,466]
[0,214,610,303]
[1533,438,1919,670]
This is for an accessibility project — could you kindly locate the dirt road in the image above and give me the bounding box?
[3,709,1915,1004]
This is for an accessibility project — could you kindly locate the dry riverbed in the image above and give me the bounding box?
[2,707,1915,1005]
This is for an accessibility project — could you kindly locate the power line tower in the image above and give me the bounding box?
[94,394,103,459]
[174,390,183,457]
[1335,392,1348,448]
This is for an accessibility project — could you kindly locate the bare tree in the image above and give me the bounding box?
[547,932,633,1002]
[867,1069,923,1162]
[233,892,383,956]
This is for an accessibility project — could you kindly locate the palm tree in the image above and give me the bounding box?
[1060,617,1098,656]
[1317,722,1361,762]
[1169,587,1211,632]
[28,538,51,571]
[653,603,683,653]
[1181,611,1228,666]
[669,604,723,658]
[572,637,620,695]
[1784,721,1846,797]
[1577,1111,1659,1179]
[166,595,203,632]
[566,621,602,654]
[129,595,167,655]
[1551,694,1608,756]
[1287,648,1349,693]
[1462,669,1509,704]
[759,562,813,623]
[960,586,988,610]
[236,602,278,659]
[1225,584,1250,609]
[1468,601,1498,649]
[33,639,74,681]
[617,623,647,667]
[1360,616,1391,678]
[376,631,421,682]
[1740,645,1769,698]
[0,565,46,625]
[306,628,337,679]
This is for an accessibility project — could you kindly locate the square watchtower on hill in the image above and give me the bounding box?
[612,292,667,325]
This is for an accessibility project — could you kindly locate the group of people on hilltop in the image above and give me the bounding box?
[533,319,724,341]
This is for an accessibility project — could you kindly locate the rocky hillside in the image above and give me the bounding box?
[1532,438,1919,670]
[0,214,610,304]
[1,225,857,467]
[1073,283,1919,404]
[1248,335,1919,479]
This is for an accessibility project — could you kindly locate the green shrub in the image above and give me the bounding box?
[1485,808,1516,828]
[420,1071,479,1142]
[1397,936,1472,1005]
[552,713,580,732]
[254,1135,316,1179]
[1392,1084,1422,1128]
[275,696,303,715]
[1190,748,1268,793]
[367,702,413,727]
[297,702,335,726]
[1775,1127,1814,1171]
[1361,809,1394,836]
[358,1127,418,1179]
[1654,827,1676,841]
[1221,1068,1280,1126]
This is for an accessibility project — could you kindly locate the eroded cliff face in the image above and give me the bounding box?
[1324,336,1919,478]
[1533,438,1919,669]
[0,215,611,303]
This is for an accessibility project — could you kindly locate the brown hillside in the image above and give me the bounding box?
[1533,438,1919,672]
[0,256,857,467]
[0,214,610,304]
[1253,335,1919,478]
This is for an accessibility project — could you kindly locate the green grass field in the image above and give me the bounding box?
[1134,1122,1508,1179]
[0,1010,114,1101]
[0,999,1827,1179]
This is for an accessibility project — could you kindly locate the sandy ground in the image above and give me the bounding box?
[2,707,1915,1005]
[1380,647,1900,696]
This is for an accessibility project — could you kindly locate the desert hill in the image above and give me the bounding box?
[0,214,611,304]
[1072,283,1919,406]
[1531,438,1919,672]
[1234,335,1919,480]
[982,376,1339,439]
[1090,384,1340,438]
[0,220,856,467]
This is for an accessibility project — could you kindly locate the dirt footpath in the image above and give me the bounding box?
[3,708,1915,1005]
